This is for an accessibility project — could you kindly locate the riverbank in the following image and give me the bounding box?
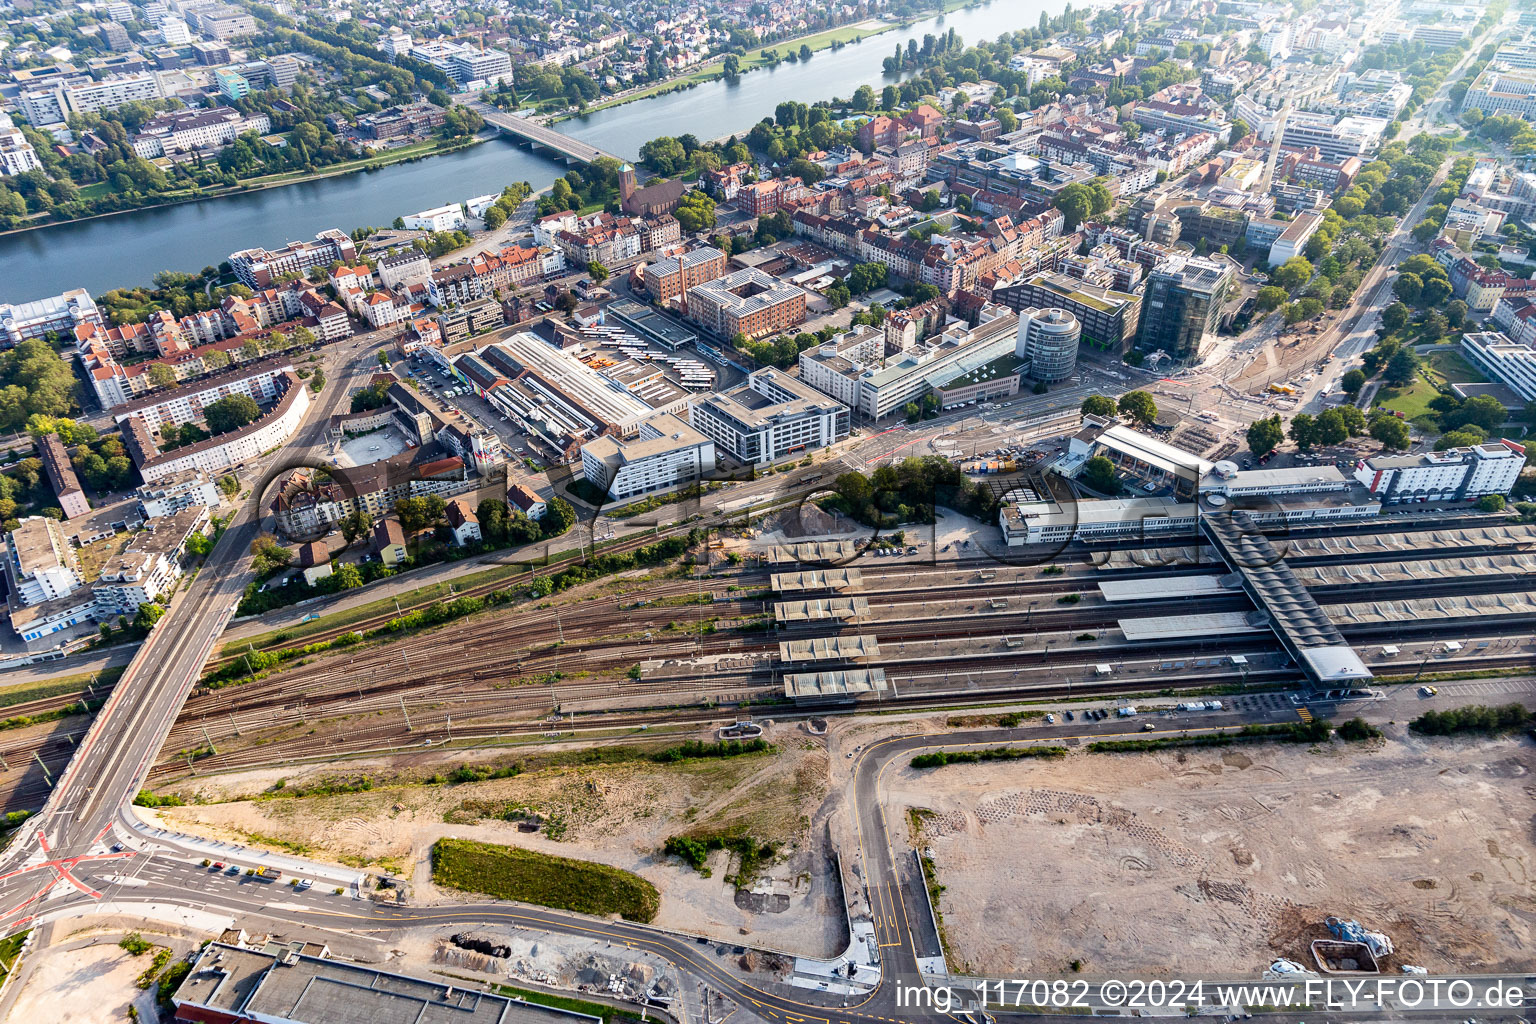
[553,0,996,124]
[0,134,489,242]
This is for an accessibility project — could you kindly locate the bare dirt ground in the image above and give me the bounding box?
[157,723,844,955]
[894,732,1536,977]
[7,930,195,1023]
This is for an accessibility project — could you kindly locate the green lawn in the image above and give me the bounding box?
[432,838,660,922]
[1425,348,1489,384]
[495,985,621,1024]
[1372,372,1443,421]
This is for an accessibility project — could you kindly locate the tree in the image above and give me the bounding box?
[394,495,446,532]
[332,563,364,589]
[824,281,851,309]
[1315,408,1349,445]
[146,363,177,388]
[1255,286,1287,312]
[904,401,921,423]
[133,602,165,632]
[847,262,888,294]
[1341,368,1367,397]
[1080,394,1117,419]
[1288,413,1317,451]
[1393,272,1423,305]
[250,534,292,576]
[1436,428,1487,450]
[204,394,260,434]
[1229,119,1250,145]
[1380,302,1411,333]
[339,509,373,545]
[1479,493,1507,512]
[587,261,609,285]
[1384,348,1420,386]
[1369,413,1410,450]
[204,349,232,370]
[1247,415,1285,458]
[539,496,576,538]
[477,498,509,543]
[1272,257,1314,291]
[674,190,717,233]
[1116,390,1157,426]
[852,85,876,111]
[1337,404,1367,435]
[1446,393,1508,432]
[1081,456,1120,494]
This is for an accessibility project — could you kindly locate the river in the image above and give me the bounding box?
[0,0,1059,303]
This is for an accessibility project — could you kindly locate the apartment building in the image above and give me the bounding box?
[5,515,97,641]
[38,433,90,520]
[93,505,208,615]
[580,411,717,502]
[122,372,311,482]
[684,268,807,341]
[447,48,513,87]
[436,299,503,345]
[5,516,84,606]
[110,358,295,432]
[688,368,849,466]
[136,470,221,519]
[0,288,103,346]
[228,230,358,289]
[643,247,728,304]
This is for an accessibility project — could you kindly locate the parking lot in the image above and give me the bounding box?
[400,355,548,473]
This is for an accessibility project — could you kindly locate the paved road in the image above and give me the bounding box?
[0,331,390,929]
[6,677,1534,1021]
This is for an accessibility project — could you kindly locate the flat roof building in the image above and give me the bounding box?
[685,267,807,341]
[172,941,605,1024]
[580,410,716,503]
[689,368,849,466]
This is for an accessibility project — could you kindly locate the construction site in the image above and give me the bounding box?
[898,729,1536,978]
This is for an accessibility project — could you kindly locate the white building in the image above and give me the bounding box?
[377,249,432,289]
[798,304,1020,420]
[131,107,271,158]
[21,72,163,123]
[1267,210,1325,265]
[580,411,716,502]
[1353,440,1525,502]
[1463,330,1536,400]
[688,368,849,466]
[0,288,103,346]
[0,113,43,176]
[1279,111,1389,162]
[136,470,221,519]
[5,516,85,605]
[93,505,208,614]
[447,48,513,87]
[402,204,466,233]
[158,16,192,44]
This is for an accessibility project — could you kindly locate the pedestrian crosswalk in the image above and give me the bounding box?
[1296,707,1314,723]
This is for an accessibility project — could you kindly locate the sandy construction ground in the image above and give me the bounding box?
[895,732,1535,977]
[156,724,843,955]
[7,932,193,1023]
